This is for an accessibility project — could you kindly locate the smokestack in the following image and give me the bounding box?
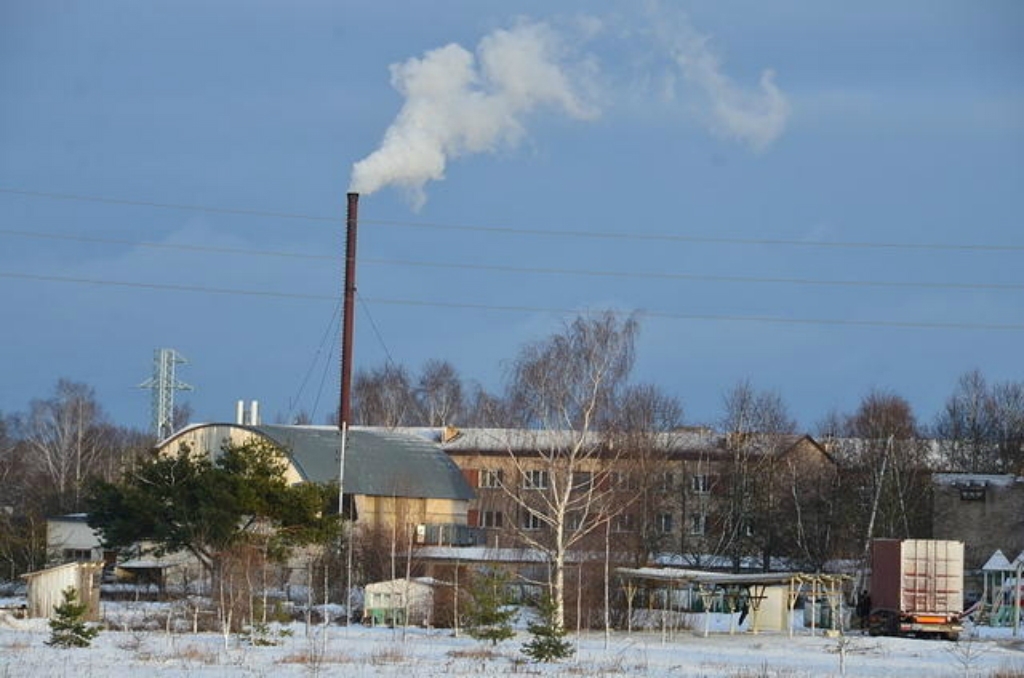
[339,192,360,429]
[250,400,259,426]
[236,400,244,425]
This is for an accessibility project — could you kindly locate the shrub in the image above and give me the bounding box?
[47,587,100,648]
[521,595,574,662]
[463,568,516,646]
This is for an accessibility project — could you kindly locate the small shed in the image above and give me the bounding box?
[22,561,104,620]
[363,577,441,627]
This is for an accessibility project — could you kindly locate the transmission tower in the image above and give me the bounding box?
[138,348,193,439]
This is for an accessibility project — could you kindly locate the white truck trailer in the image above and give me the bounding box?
[867,538,964,640]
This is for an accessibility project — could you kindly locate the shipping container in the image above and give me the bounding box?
[868,539,964,640]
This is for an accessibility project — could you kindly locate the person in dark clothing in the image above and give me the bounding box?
[856,590,871,629]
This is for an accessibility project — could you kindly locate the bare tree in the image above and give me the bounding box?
[352,364,419,427]
[25,380,108,511]
[990,381,1024,473]
[416,360,463,426]
[499,311,638,629]
[933,370,1024,474]
[714,380,797,571]
[172,402,193,434]
[462,383,511,428]
[613,384,684,565]
[934,370,998,472]
[842,390,930,544]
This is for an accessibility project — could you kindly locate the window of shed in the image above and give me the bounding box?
[959,487,985,501]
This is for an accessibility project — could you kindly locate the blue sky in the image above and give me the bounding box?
[1,1,1022,433]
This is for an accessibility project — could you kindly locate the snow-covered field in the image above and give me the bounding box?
[3,600,1024,677]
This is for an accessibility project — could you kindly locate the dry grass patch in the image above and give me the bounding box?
[446,646,507,661]
[990,667,1024,678]
[369,643,409,665]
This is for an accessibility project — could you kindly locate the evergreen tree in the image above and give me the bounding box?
[463,568,516,645]
[47,587,99,648]
[521,594,574,662]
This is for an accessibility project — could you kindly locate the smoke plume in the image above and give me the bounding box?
[653,9,790,151]
[349,20,597,208]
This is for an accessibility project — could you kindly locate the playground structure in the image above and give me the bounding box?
[967,549,1024,631]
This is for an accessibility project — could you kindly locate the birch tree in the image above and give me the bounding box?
[352,364,418,427]
[25,380,107,511]
[500,311,638,630]
[416,359,464,426]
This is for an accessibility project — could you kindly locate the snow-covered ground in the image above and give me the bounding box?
[3,600,1024,677]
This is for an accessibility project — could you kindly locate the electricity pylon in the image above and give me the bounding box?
[138,348,193,439]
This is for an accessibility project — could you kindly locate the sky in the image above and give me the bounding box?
[1,1,1022,434]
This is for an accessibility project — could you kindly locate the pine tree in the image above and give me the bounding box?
[521,594,574,662]
[463,568,516,646]
[47,586,100,648]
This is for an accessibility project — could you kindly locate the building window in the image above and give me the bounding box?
[481,510,504,528]
[656,513,673,534]
[479,469,504,489]
[659,472,675,491]
[523,511,545,530]
[613,513,635,533]
[523,470,549,490]
[688,513,707,536]
[691,474,711,494]
[62,548,93,563]
[566,512,582,531]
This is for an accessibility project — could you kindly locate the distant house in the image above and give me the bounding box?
[46,514,112,567]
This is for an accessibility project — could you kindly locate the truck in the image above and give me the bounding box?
[867,539,964,640]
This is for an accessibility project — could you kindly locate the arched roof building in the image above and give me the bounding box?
[157,423,474,532]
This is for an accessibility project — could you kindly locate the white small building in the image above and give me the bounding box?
[363,577,442,627]
[22,561,104,620]
[46,514,107,565]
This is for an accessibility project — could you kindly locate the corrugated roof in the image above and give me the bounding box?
[250,425,474,501]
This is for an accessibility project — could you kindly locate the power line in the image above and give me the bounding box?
[0,228,335,261]
[3,186,1022,253]
[0,187,340,224]
[3,270,1022,331]
[3,228,1021,292]
[0,271,332,300]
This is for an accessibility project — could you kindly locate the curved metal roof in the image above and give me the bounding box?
[249,424,474,501]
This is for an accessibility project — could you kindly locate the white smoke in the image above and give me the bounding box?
[350,11,790,206]
[349,20,597,208]
[653,10,790,152]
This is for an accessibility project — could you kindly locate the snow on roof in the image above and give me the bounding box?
[614,567,813,587]
[933,473,1019,488]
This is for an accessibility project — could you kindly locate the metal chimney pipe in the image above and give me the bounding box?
[236,400,244,425]
[339,192,360,429]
